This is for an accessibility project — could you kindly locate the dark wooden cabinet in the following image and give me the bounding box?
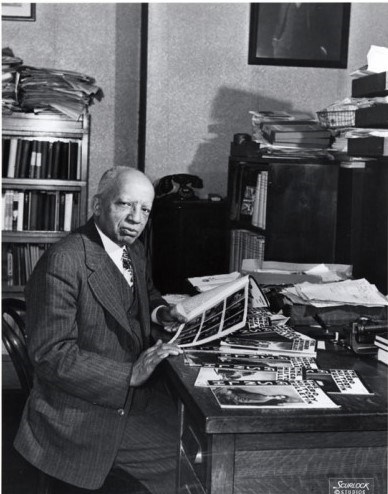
[228,156,339,268]
[151,199,228,294]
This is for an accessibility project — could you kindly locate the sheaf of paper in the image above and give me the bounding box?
[175,276,250,320]
[188,272,241,292]
[367,45,388,73]
[295,279,388,307]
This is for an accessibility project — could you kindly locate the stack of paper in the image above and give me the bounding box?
[18,66,103,119]
[282,278,388,308]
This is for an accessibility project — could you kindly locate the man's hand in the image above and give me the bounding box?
[156,305,187,327]
[130,340,183,387]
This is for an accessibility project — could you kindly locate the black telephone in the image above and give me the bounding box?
[154,174,203,201]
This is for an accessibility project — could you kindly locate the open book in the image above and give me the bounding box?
[169,275,267,348]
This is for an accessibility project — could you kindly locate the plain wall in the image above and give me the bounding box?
[146,3,388,197]
[3,3,388,202]
[2,2,141,212]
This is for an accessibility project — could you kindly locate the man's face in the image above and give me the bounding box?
[94,173,154,245]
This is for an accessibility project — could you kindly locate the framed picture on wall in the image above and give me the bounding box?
[2,3,36,21]
[248,3,351,68]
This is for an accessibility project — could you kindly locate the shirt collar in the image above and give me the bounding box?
[94,222,125,256]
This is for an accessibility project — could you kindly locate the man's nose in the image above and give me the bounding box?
[127,204,141,223]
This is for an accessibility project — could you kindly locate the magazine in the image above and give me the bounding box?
[304,369,373,395]
[209,380,340,409]
[220,324,317,357]
[169,276,267,348]
[183,351,318,370]
[194,365,304,387]
[195,366,371,395]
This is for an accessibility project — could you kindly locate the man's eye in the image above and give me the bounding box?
[142,208,151,215]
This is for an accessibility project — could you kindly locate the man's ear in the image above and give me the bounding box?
[92,196,101,216]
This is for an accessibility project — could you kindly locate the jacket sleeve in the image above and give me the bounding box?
[25,249,133,410]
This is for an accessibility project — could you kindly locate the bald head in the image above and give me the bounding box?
[93,167,155,245]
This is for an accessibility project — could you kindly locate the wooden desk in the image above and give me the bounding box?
[163,342,387,494]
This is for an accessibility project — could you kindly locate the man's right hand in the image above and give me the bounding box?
[130,339,183,387]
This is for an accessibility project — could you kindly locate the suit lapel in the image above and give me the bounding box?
[82,221,131,333]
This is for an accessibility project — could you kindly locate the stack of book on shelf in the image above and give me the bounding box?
[229,229,265,272]
[165,276,373,409]
[238,170,268,229]
[374,334,388,365]
[2,189,79,232]
[2,137,80,180]
[2,243,50,287]
[261,122,332,150]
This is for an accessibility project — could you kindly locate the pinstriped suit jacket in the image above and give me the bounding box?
[14,219,166,489]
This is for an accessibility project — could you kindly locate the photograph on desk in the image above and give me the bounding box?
[209,380,340,409]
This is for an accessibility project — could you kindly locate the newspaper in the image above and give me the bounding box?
[169,276,253,348]
[210,380,340,409]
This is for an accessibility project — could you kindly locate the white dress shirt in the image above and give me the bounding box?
[94,222,164,324]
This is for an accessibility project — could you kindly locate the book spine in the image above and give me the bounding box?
[29,140,38,178]
[20,139,32,179]
[63,192,73,231]
[2,137,11,177]
[7,137,18,178]
[16,191,24,231]
[35,141,42,179]
[251,172,262,228]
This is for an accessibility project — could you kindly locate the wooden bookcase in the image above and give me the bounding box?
[2,112,90,298]
[227,155,340,271]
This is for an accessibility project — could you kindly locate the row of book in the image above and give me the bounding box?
[2,190,79,232]
[2,243,50,287]
[2,137,81,180]
[374,334,388,365]
[229,229,265,272]
[240,171,268,229]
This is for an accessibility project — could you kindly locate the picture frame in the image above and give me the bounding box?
[248,3,351,68]
[2,3,36,21]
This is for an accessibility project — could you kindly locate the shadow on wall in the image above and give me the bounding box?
[187,86,313,198]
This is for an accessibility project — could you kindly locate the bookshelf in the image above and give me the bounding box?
[228,155,339,271]
[2,112,90,298]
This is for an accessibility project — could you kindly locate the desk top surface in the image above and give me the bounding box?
[164,339,387,435]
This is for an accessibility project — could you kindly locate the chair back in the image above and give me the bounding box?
[2,297,27,341]
[2,298,33,396]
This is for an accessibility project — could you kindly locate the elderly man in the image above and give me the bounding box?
[15,167,185,493]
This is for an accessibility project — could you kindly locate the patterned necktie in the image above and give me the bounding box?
[121,247,134,289]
